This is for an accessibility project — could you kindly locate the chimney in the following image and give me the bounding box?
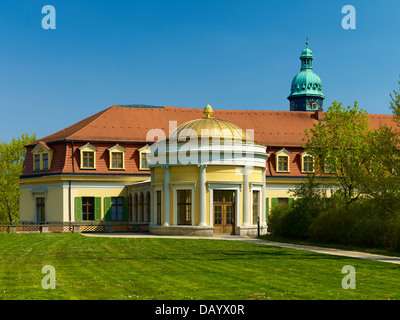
[314,110,324,121]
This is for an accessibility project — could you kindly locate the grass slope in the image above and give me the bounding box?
[0,233,399,300]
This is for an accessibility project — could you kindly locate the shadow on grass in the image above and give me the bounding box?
[115,248,354,262]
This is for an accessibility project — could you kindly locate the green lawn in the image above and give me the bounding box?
[0,233,399,300]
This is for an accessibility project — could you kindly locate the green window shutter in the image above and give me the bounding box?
[265,197,269,219]
[104,197,111,221]
[123,197,129,221]
[75,197,82,222]
[289,198,294,205]
[95,197,102,221]
[271,198,278,210]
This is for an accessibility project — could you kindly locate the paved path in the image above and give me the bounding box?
[82,233,400,265]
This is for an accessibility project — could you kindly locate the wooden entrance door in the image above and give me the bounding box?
[213,190,235,234]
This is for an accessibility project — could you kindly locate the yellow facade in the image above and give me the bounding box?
[19,175,143,223]
[20,187,65,222]
[18,105,305,237]
[150,164,267,235]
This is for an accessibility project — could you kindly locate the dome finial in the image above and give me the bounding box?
[306,37,309,47]
[203,104,213,118]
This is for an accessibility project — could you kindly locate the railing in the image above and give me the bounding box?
[0,222,150,234]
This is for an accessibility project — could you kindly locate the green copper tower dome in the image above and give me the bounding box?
[288,40,325,111]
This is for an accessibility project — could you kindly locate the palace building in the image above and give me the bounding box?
[19,42,394,235]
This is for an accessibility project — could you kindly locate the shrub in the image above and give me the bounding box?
[268,203,317,240]
[309,204,400,250]
[269,198,400,251]
[268,204,292,237]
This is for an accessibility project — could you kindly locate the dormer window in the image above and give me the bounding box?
[278,156,288,171]
[275,149,292,173]
[35,155,41,170]
[31,142,53,171]
[43,153,48,169]
[79,143,98,169]
[301,151,314,173]
[138,145,151,170]
[324,156,335,174]
[141,153,148,169]
[82,152,94,168]
[108,144,126,170]
[112,153,123,168]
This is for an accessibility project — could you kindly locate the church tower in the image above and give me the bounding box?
[288,40,325,111]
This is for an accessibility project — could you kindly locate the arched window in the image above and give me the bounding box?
[156,190,162,225]
[139,193,144,222]
[129,194,133,221]
[134,193,138,222]
[146,192,151,222]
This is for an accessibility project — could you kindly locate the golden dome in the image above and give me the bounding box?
[168,105,252,143]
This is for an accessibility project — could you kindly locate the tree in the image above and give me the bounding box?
[361,123,400,215]
[0,133,36,224]
[389,75,400,120]
[290,174,330,212]
[303,101,371,206]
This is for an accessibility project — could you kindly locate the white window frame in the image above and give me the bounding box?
[171,182,196,226]
[31,143,53,171]
[138,144,151,170]
[108,144,126,170]
[301,151,315,173]
[275,148,292,173]
[250,184,262,226]
[79,143,98,169]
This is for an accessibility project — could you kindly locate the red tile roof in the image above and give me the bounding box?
[21,105,397,178]
[28,104,396,148]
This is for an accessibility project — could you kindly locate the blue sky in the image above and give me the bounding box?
[1,0,400,142]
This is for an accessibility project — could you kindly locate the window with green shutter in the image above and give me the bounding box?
[75,197,82,222]
[104,197,111,221]
[277,198,289,205]
[271,197,278,210]
[95,197,102,221]
[75,197,102,221]
[111,197,124,221]
[265,197,269,219]
[82,197,95,221]
[104,196,130,222]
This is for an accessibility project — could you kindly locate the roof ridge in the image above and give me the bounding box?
[117,104,164,109]
[26,105,117,146]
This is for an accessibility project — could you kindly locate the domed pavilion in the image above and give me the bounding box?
[148,105,269,236]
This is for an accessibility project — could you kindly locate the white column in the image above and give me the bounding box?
[262,168,267,227]
[163,165,170,226]
[198,164,207,227]
[151,188,156,226]
[149,169,154,226]
[242,166,250,226]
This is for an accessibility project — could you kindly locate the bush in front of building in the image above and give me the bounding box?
[268,202,318,240]
[308,204,383,247]
[268,199,400,251]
